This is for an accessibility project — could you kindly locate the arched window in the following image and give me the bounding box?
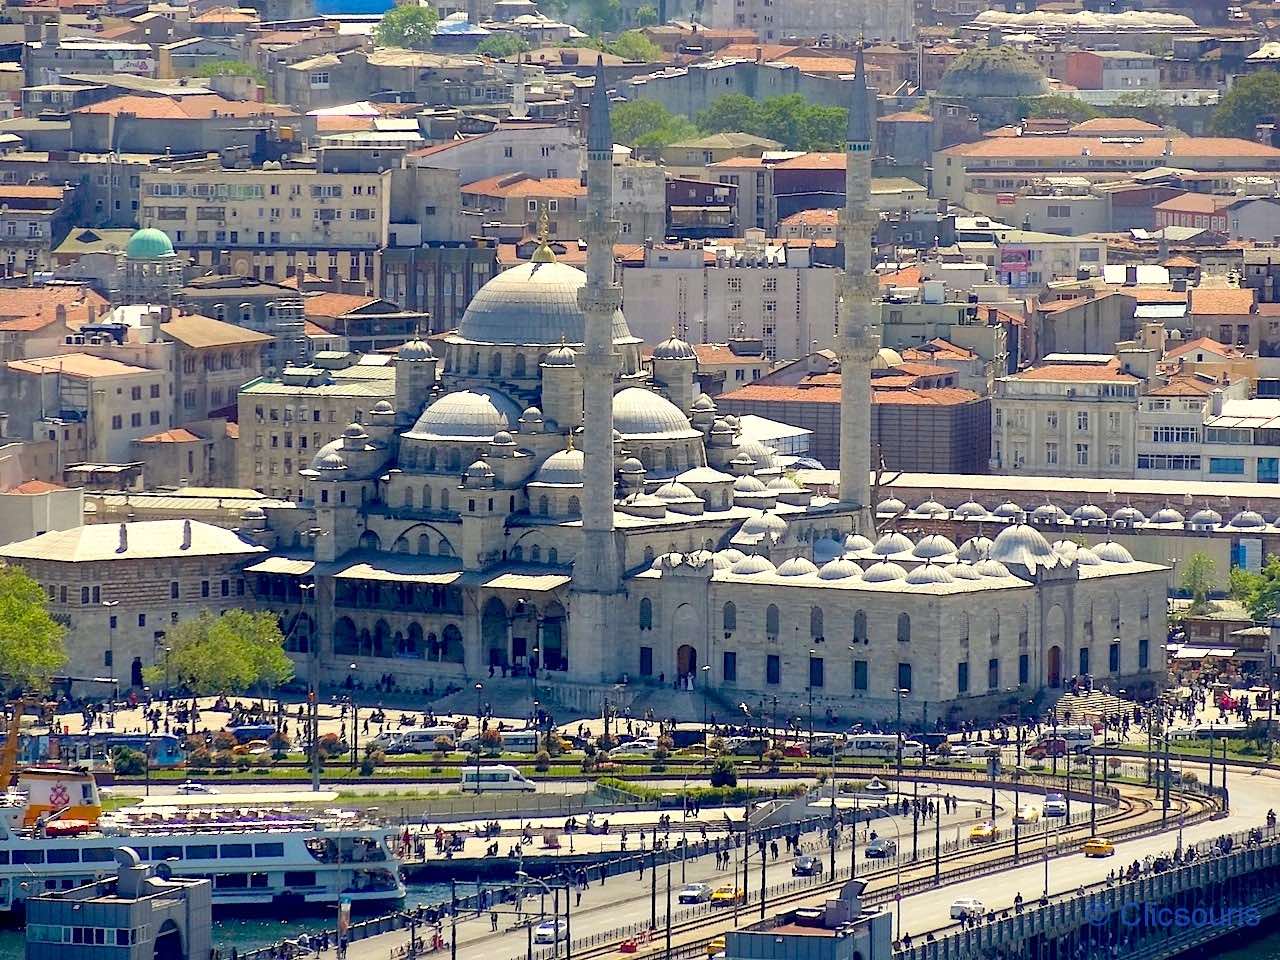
[422,485,432,509]
[897,612,911,643]
[403,487,414,507]
[568,496,581,515]
[511,545,523,561]
[810,606,824,642]
[448,449,461,471]
[394,536,410,553]
[428,449,437,470]
[538,495,549,515]
[514,354,526,377]
[548,548,559,564]
[723,601,737,633]
[490,353,502,376]
[766,604,780,641]
[438,539,454,558]
[643,546,655,564]
[639,598,653,631]
[853,610,867,644]
[531,544,542,562]
[441,488,450,511]
[665,449,674,472]
[990,611,999,643]
[417,533,430,555]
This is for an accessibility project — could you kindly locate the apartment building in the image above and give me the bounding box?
[0,184,75,276]
[461,174,586,239]
[618,232,838,360]
[990,351,1151,479]
[1134,376,1215,481]
[236,353,395,498]
[178,274,308,370]
[1064,50,1160,90]
[138,162,391,287]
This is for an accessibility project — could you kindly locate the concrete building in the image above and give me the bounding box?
[724,883,890,960]
[379,241,500,333]
[131,419,239,489]
[177,274,308,370]
[68,94,300,156]
[302,292,428,354]
[700,0,914,44]
[0,518,265,691]
[159,312,273,420]
[1064,50,1160,90]
[618,232,838,360]
[0,184,75,276]
[0,477,82,547]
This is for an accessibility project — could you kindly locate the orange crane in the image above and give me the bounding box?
[0,698,53,788]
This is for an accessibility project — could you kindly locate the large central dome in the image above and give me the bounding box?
[457,260,631,346]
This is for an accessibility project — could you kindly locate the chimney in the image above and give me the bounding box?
[117,523,128,554]
[42,18,59,46]
[87,302,97,323]
[1210,388,1225,417]
[154,305,169,343]
[55,304,66,325]
[1124,265,1138,286]
[181,518,192,550]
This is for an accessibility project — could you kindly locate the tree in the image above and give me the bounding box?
[476,34,529,58]
[709,757,737,787]
[0,565,67,690]
[1180,552,1218,614]
[577,0,621,34]
[146,610,293,696]
[1228,558,1280,622]
[190,60,267,84]
[373,3,439,50]
[633,4,658,26]
[112,747,147,776]
[608,30,661,62]
[1213,71,1280,138]
[1020,94,1102,123]
[696,93,762,135]
[612,98,696,148]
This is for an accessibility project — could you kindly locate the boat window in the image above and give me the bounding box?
[47,849,78,864]
[152,845,181,860]
[14,850,44,864]
[128,847,149,860]
[215,874,249,889]
[284,871,317,887]
[185,845,218,860]
[0,851,10,864]
[82,849,114,862]
[220,844,252,859]
[254,843,284,858]
[250,873,271,888]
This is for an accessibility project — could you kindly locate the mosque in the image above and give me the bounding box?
[242,54,1169,721]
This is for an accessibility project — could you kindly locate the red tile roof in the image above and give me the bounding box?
[1147,376,1217,397]
[1163,336,1238,360]
[135,427,204,443]
[461,174,585,199]
[3,479,65,493]
[1010,359,1139,383]
[302,292,379,318]
[0,286,107,320]
[1153,193,1233,215]
[878,111,933,123]
[75,94,295,120]
[944,136,1280,162]
[1189,287,1255,316]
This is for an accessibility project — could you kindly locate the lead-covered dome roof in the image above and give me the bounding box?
[613,387,701,438]
[456,260,631,346]
[406,388,522,441]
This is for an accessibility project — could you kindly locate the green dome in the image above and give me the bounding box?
[126,228,175,260]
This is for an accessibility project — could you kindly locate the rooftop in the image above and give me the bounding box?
[8,353,152,379]
[0,519,265,563]
[162,313,274,349]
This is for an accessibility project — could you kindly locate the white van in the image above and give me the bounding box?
[458,729,544,754]
[840,735,924,760]
[460,764,536,792]
[1051,725,1097,751]
[387,726,460,753]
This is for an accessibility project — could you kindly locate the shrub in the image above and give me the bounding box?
[1181,770,1199,784]
[434,735,455,754]
[112,747,147,776]
[710,758,738,788]
[318,733,345,758]
[597,733,617,752]
[764,748,784,772]
[188,746,211,771]
[213,730,238,752]
[479,728,504,754]
[213,750,235,769]
[235,755,252,772]
[184,733,207,753]
[535,750,551,772]
[360,754,377,776]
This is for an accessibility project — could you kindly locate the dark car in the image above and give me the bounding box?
[865,838,898,859]
[792,854,823,877]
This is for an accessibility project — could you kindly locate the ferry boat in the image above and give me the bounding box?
[0,768,406,918]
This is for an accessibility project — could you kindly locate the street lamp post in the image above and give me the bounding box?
[807,650,816,751]
[473,681,484,793]
[347,662,359,772]
[828,733,837,877]
[894,688,907,780]
[700,664,711,758]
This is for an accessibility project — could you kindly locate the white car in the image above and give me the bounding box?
[609,738,659,757]
[1043,794,1068,817]
[950,897,985,920]
[533,920,567,944]
[678,883,712,904]
[175,781,218,795]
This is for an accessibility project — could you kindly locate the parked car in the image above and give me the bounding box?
[609,737,659,758]
[678,883,712,904]
[1014,804,1041,825]
[176,781,218,795]
[710,885,744,905]
[864,838,897,859]
[950,898,985,920]
[792,854,822,877]
[969,821,997,842]
[782,743,809,758]
[1026,738,1068,760]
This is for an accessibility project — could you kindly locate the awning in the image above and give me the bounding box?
[245,556,316,576]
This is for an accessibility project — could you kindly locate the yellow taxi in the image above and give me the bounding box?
[1082,837,1115,858]
[710,885,744,906]
[969,821,997,842]
[706,937,726,957]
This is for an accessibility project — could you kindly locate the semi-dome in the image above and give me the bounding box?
[533,448,585,484]
[1112,505,1146,524]
[543,343,577,367]
[863,561,908,582]
[992,501,1023,518]
[652,335,696,360]
[844,533,874,552]
[872,347,904,369]
[397,338,434,360]
[954,500,988,519]
[1093,541,1135,563]
[464,459,495,480]
[956,536,993,561]
[914,499,947,517]
[776,556,819,578]
[1189,507,1222,526]
[717,548,745,564]
[1071,504,1108,523]
[818,558,861,580]
[310,449,348,472]
[912,534,958,559]
[975,559,1013,578]
[990,523,1058,569]
[371,399,395,415]
[877,497,907,514]
[730,554,776,576]
[1229,509,1266,529]
[613,387,699,438]
[408,388,522,440]
[1150,505,1184,525]
[872,531,913,556]
[456,260,630,345]
[906,563,955,585]
[126,227,175,259]
[1074,546,1104,566]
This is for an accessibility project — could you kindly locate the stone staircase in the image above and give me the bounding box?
[1048,689,1134,724]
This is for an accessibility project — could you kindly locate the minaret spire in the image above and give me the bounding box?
[837,39,880,531]
[570,55,624,681]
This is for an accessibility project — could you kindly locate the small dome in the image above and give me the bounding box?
[613,387,698,438]
[992,500,1023,518]
[975,558,1013,578]
[522,405,544,421]
[717,548,745,564]
[1189,507,1222,526]
[956,536,993,561]
[723,415,739,428]
[651,552,683,571]
[711,552,735,571]
[692,394,716,412]
[534,448,585,485]
[370,399,395,416]
[872,531,913,556]
[734,475,768,493]
[1094,541,1135,563]
[543,344,577,367]
[737,438,780,471]
[813,537,843,563]
[872,347,904,369]
[818,558,862,580]
[655,481,696,501]
[741,511,788,538]
[1229,509,1266,529]
[240,505,266,520]
[311,449,347,472]
[731,554,777,576]
[1071,504,1108,523]
[951,563,984,581]
[409,388,521,440]
[1031,503,1066,523]
[844,533,874,552]
[1150,505,1184,525]
[342,421,367,439]
[464,459,494,479]
[397,338,434,360]
[776,556,819,578]
[766,476,803,492]
[492,430,515,445]
[1052,539,1079,559]
[652,335,697,360]
[863,561,908,582]
[1112,505,1146,524]
[990,523,1058,569]
[877,497,907,514]
[126,227,175,259]
[954,500,988,519]
[906,563,955,585]
[914,499,947,517]
[912,534,958,559]
[620,456,645,474]
[1074,546,1103,566]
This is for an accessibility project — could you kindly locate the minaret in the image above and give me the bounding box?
[837,42,880,532]
[570,56,623,682]
[511,54,527,120]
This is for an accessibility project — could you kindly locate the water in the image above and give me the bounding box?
[0,882,465,959]
[1203,921,1280,960]
[314,0,393,14]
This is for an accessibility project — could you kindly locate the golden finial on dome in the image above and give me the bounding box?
[566,432,575,451]
[531,204,556,264]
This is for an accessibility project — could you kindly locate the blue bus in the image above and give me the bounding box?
[54,732,185,768]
